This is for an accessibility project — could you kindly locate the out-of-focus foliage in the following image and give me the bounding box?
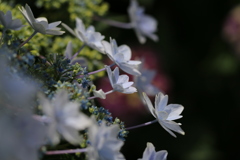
[0,1,107,79]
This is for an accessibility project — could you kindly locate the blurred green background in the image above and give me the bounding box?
[2,0,240,159]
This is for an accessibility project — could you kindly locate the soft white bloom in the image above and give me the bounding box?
[134,59,160,96]
[106,66,137,94]
[0,11,24,30]
[62,18,105,53]
[64,41,88,67]
[87,118,125,160]
[138,142,168,160]
[38,90,92,145]
[93,89,106,99]
[142,92,185,137]
[19,4,64,35]
[102,38,141,76]
[128,0,158,44]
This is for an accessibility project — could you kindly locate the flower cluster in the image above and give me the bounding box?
[0,1,185,160]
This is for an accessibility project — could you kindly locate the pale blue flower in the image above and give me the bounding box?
[62,18,105,53]
[19,4,64,35]
[102,38,141,76]
[142,92,185,137]
[106,66,137,94]
[64,41,88,67]
[0,11,24,30]
[87,118,125,160]
[138,142,168,160]
[128,0,158,44]
[38,90,92,145]
[134,60,160,96]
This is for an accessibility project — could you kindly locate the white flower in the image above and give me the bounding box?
[142,92,185,137]
[62,18,105,53]
[128,0,158,44]
[106,66,137,94]
[102,38,141,76]
[138,142,168,160]
[64,41,88,67]
[93,89,106,99]
[38,90,92,145]
[19,4,64,35]
[0,11,24,30]
[87,118,125,160]
[134,60,160,96]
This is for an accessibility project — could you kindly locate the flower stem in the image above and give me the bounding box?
[87,63,115,75]
[76,63,115,78]
[45,148,88,155]
[71,43,86,60]
[18,31,37,48]
[125,119,158,130]
[93,15,132,29]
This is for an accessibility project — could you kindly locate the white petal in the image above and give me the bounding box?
[32,22,46,34]
[25,4,36,24]
[62,23,76,36]
[64,41,73,59]
[48,21,61,29]
[122,86,137,94]
[155,92,168,112]
[46,29,65,35]
[118,45,132,61]
[142,92,156,118]
[102,40,113,56]
[118,63,141,76]
[117,75,129,84]
[155,150,168,160]
[166,104,184,120]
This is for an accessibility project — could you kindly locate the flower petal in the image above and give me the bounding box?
[142,92,156,118]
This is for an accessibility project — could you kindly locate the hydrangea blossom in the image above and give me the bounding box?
[142,92,185,137]
[102,38,141,76]
[134,59,160,96]
[38,90,92,145]
[128,0,158,44]
[138,142,168,160]
[19,4,64,35]
[64,41,88,67]
[106,66,137,94]
[87,118,125,160]
[0,11,24,30]
[62,18,105,53]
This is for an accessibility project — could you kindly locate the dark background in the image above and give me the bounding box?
[103,0,240,160]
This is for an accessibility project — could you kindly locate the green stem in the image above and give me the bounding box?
[18,31,37,48]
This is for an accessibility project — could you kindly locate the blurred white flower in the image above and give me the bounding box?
[62,18,105,53]
[93,89,106,99]
[19,4,64,35]
[0,112,46,160]
[0,11,24,30]
[142,92,185,137]
[87,118,125,160]
[38,90,92,145]
[64,41,88,67]
[102,38,141,76]
[128,0,158,44]
[106,66,137,94]
[134,60,160,96]
[138,142,168,160]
